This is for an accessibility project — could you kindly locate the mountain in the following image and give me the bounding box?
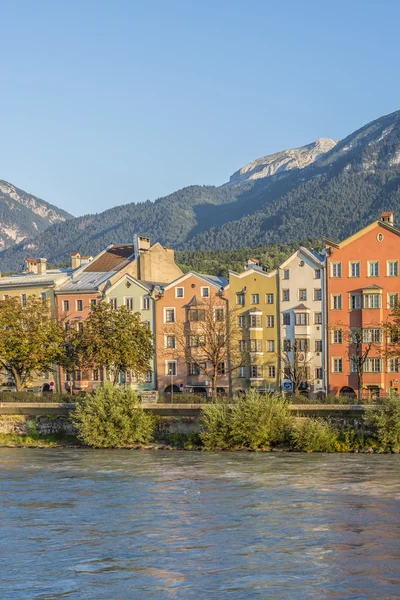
[1,109,400,271]
[0,181,73,251]
[227,138,337,185]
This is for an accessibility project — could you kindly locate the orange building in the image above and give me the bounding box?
[155,272,229,397]
[326,212,400,399]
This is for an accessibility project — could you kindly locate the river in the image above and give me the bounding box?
[0,450,399,599]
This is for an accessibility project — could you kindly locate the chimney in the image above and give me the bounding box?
[381,212,394,225]
[25,258,38,273]
[37,258,47,275]
[71,252,81,270]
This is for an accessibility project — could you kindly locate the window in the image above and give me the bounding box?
[251,294,259,304]
[267,340,275,352]
[143,296,150,310]
[350,358,357,373]
[165,308,175,323]
[283,313,291,326]
[214,308,224,322]
[218,361,226,376]
[350,294,361,310]
[387,260,399,277]
[266,294,274,304]
[363,328,382,343]
[166,335,176,348]
[2,295,8,300]
[282,289,290,302]
[238,366,246,378]
[283,339,291,352]
[314,269,321,279]
[21,293,27,307]
[314,289,322,301]
[315,340,323,352]
[332,294,342,310]
[166,361,177,376]
[75,370,82,381]
[239,340,246,352]
[389,293,399,309]
[90,299,97,308]
[189,309,205,322]
[125,297,134,310]
[146,371,153,383]
[389,358,399,373]
[201,287,210,298]
[144,320,151,329]
[250,314,262,328]
[364,358,382,373]
[295,312,309,325]
[77,321,84,333]
[238,315,246,328]
[266,315,275,328]
[297,339,308,352]
[332,329,342,344]
[299,289,307,301]
[332,358,343,373]
[363,293,381,309]
[283,269,290,280]
[176,287,184,298]
[237,293,245,305]
[40,292,47,302]
[369,261,379,277]
[331,263,342,278]
[92,369,99,381]
[188,363,200,376]
[315,367,323,380]
[314,312,322,325]
[109,298,117,310]
[250,339,263,352]
[76,299,84,312]
[349,261,360,277]
[189,335,206,347]
[250,365,262,378]
[268,366,276,378]
[63,300,70,312]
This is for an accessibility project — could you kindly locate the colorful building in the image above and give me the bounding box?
[325,211,400,399]
[278,247,326,397]
[229,262,279,393]
[155,272,229,397]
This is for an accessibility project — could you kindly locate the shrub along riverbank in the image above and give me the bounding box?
[1,385,400,452]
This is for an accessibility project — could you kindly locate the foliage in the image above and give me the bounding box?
[158,393,205,404]
[0,432,78,447]
[291,418,338,452]
[72,383,158,448]
[77,301,154,384]
[167,432,202,449]
[366,393,400,451]
[200,390,293,450]
[0,392,72,403]
[0,296,64,391]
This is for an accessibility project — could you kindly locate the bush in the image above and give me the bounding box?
[291,418,338,452]
[366,393,400,451]
[0,392,73,403]
[72,383,158,448]
[201,390,293,450]
[159,393,205,404]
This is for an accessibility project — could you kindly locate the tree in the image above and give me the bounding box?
[280,339,314,394]
[0,296,64,391]
[78,301,154,385]
[162,294,246,398]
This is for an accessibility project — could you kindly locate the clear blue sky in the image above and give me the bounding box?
[0,0,399,216]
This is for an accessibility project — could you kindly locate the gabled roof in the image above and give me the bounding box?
[279,246,325,270]
[229,267,277,279]
[162,271,227,291]
[83,244,136,272]
[362,284,383,290]
[184,295,206,308]
[323,219,400,249]
[292,303,310,311]
[105,273,155,295]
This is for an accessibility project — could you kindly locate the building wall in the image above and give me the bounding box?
[229,269,279,393]
[155,274,229,396]
[326,221,400,397]
[278,249,325,396]
[104,277,156,390]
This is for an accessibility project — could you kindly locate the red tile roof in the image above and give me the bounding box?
[84,245,135,272]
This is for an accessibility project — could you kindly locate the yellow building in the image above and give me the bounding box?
[229,262,279,393]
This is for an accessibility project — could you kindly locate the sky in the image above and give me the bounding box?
[0,0,399,217]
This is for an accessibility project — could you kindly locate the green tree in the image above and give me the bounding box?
[72,382,157,447]
[79,301,154,384]
[367,393,400,451]
[0,296,64,391]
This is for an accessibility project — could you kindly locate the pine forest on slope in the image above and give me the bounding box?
[1,110,400,271]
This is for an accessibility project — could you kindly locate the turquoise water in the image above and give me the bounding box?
[0,450,399,599]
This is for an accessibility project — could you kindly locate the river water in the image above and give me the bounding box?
[0,450,400,600]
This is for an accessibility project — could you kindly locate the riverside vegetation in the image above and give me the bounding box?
[2,386,400,452]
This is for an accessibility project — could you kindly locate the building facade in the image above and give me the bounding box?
[229,264,279,393]
[326,212,400,399]
[278,247,326,397]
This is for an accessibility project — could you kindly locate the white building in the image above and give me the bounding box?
[278,247,326,397]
